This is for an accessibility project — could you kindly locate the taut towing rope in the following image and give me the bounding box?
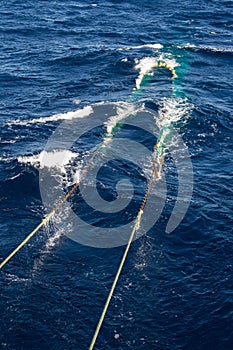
[89,155,161,350]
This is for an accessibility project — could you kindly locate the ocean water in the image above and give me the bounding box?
[0,0,233,349]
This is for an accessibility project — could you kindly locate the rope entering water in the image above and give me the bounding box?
[89,159,160,350]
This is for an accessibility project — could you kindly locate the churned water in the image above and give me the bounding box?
[0,1,233,349]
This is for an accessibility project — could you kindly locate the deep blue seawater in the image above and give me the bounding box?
[0,0,233,349]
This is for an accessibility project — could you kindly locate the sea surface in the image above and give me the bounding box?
[0,1,233,349]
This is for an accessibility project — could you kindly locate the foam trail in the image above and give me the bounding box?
[32,223,63,274]
[156,97,193,129]
[117,43,163,51]
[104,102,138,135]
[134,54,180,90]
[18,149,77,172]
[134,57,158,90]
[178,43,233,53]
[16,102,137,172]
[8,106,93,126]
[157,53,180,68]
[44,220,65,251]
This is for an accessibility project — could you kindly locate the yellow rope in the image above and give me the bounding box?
[89,60,176,347]
[0,56,175,271]
[0,57,176,350]
[89,158,159,350]
[0,118,159,271]
[0,182,79,270]
[0,125,124,270]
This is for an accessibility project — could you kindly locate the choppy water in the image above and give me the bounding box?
[0,1,233,349]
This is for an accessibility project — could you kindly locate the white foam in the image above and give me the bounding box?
[179,43,233,53]
[104,102,137,134]
[5,273,31,283]
[44,226,63,251]
[0,139,17,144]
[134,53,180,90]
[156,97,193,129]
[18,149,77,171]
[7,173,21,181]
[73,168,81,183]
[72,99,81,105]
[0,154,13,163]
[8,106,93,126]
[157,53,180,69]
[32,221,66,274]
[117,43,163,51]
[134,56,158,89]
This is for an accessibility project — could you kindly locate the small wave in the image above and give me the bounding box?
[17,149,77,171]
[5,272,31,284]
[7,106,93,126]
[0,153,13,163]
[6,173,21,181]
[179,43,233,54]
[0,139,17,145]
[117,43,163,51]
[72,99,81,105]
[71,2,97,7]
